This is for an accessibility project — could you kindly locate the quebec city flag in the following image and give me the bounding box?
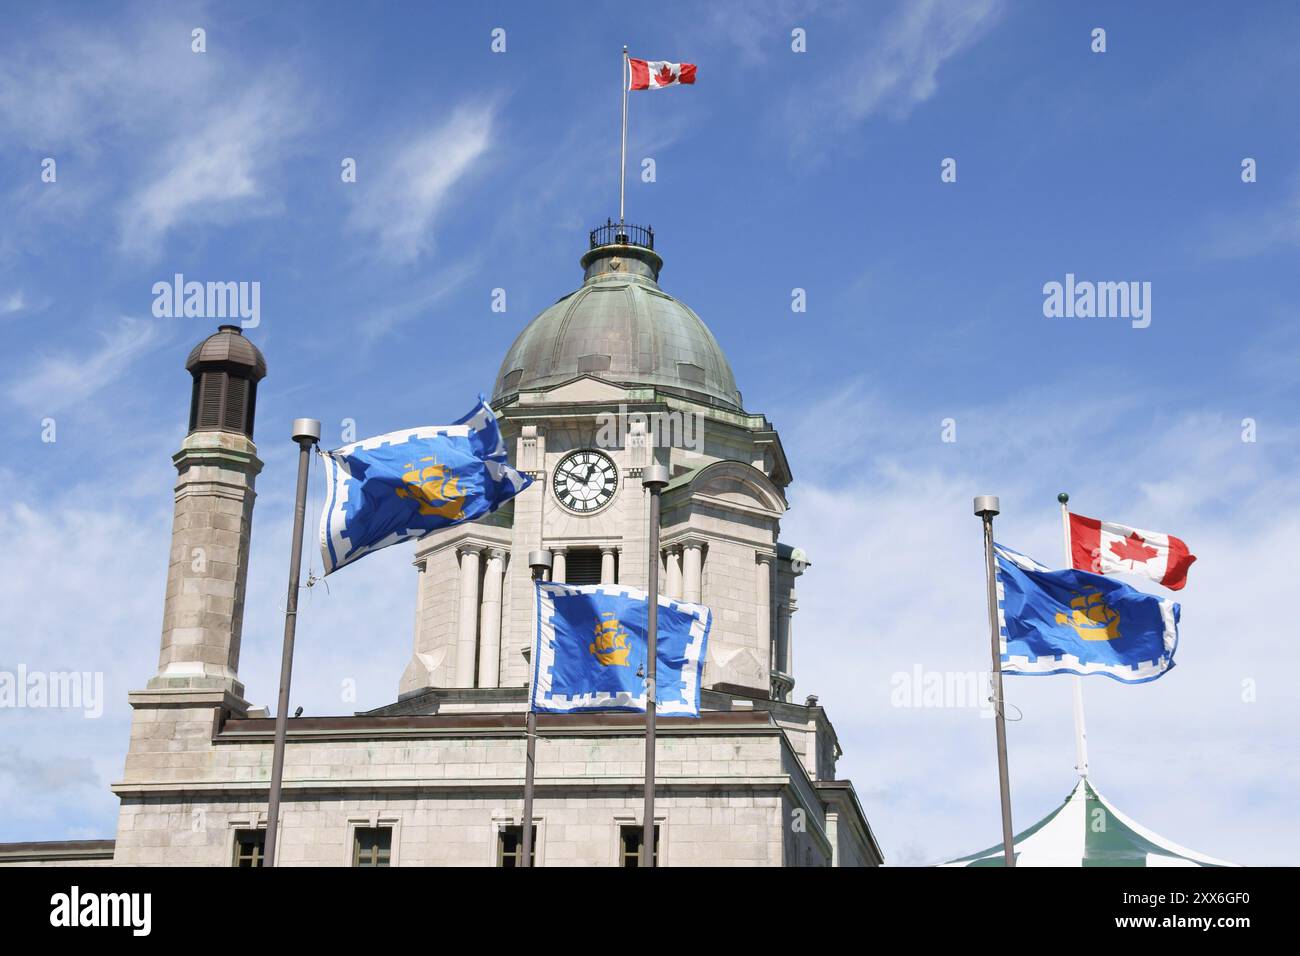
[531,582,711,716]
[995,544,1179,684]
[319,399,531,574]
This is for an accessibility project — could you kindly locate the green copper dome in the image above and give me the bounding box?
[492,233,742,410]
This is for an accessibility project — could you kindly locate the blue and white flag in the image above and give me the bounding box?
[995,544,1179,684]
[319,399,531,574]
[531,582,711,716]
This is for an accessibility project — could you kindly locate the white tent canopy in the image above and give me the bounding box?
[940,778,1237,867]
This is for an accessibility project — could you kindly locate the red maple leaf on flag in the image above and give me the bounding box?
[654,64,677,85]
[1109,532,1159,567]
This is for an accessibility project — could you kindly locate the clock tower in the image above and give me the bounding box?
[400,223,803,706]
[85,223,882,867]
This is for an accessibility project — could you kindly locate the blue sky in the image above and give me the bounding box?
[2,0,1298,865]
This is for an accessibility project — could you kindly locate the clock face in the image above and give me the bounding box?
[553,450,619,514]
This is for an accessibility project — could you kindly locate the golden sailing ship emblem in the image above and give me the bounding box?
[589,613,632,667]
[1055,588,1121,642]
[394,456,466,519]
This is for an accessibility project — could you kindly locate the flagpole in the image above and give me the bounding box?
[975,495,1016,867]
[641,464,669,866]
[520,550,552,868]
[1058,492,1090,778]
[619,45,629,223]
[263,417,321,867]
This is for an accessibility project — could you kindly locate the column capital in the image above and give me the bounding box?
[755,551,776,566]
[599,544,620,555]
[674,536,707,553]
[172,430,263,478]
[457,543,484,558]
[486,546,508,563]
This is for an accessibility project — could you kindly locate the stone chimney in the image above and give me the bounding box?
[149,325,265,699]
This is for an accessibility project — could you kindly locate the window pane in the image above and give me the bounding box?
[354,827,393,867]
[620,825,659,867]
[233,829,265,868]
[497,825,536,867]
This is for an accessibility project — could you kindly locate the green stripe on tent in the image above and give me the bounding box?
[938,778,1237,867]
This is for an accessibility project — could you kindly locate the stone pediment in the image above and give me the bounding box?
[668,460,787,517]
[521,374,630,405]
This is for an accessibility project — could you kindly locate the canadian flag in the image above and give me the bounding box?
[1068,512,1197,591]
[629,58,697,91]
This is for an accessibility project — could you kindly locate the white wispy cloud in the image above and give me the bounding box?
[119,78,307,257]
[844,0,1003,122]
[347,106,495,264]
[0,497,172,838]
[781,0,1003,157]
[0,14,207,152]
[706,0,828,64]
[0,8,311,261]
[356,257,482,346]
[6,316,160,415]
[1200,176,1300,261]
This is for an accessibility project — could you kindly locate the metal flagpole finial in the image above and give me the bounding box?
[973,495,1000,517]
[1058,491,1069,505]
[642,463,669,490]
[292,418,321,445]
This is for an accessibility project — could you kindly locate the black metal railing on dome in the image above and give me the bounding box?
[590,220,654,250]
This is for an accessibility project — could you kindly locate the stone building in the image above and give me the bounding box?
[3,224,882,867]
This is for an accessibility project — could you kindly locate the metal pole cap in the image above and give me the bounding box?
[973,495,1000,517]
[528,549,553,574]
[291,418,321,444]
[642,463,669,490]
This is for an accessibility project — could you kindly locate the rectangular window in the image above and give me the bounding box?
[232,829,265,867]
[619,825,659,868]
[497,825,537,867]
[353,826,393,867]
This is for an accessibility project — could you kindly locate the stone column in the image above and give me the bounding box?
[551,547,567,584]
[412,556,428,636]
[756,553,773,668]
[600,546,618,584]
[455,545,483,686]
[399,557,434,697]
[477,549,506,688]
[775,601,796,701]
[152,431,263,698]
[665,545,682,600]
[682,542,704,604]
[780,598,790,681]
